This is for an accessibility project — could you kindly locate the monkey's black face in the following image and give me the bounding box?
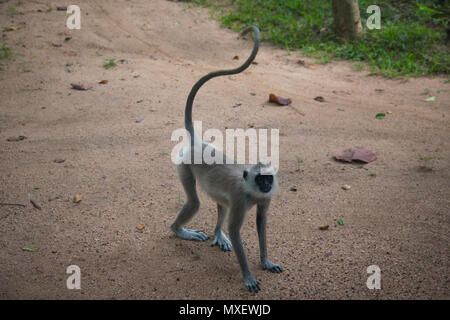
[255,174,273,193]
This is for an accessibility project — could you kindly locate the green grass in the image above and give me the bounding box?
[8,7,17,15]
[352,61,365,71]
[418,154,434,171]
[103,58,117,69]
[193,0,449,77]
[23,65,32,72]
[0,43,12,59]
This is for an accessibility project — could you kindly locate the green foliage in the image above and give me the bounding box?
[418,154,434,171]
[103,58,117,69]
[8,7,17,15]
[418,154,433,161]
[0,43,12,59]
[194,0,449,76]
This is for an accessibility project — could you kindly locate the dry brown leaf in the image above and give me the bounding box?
[269,93,292,106]
[6,135,27,142]
[73,194,82,203]
[136,224,145,230]
[314,96,325,102]
[4,26,19,32]
[71,83,93,91]
[334,147,376,163]
[98,80,108,84]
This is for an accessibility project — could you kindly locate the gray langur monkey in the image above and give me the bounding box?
[170,26,282,293]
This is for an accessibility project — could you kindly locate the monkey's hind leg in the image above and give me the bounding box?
[211,204,232,251]
[170,164,208,241]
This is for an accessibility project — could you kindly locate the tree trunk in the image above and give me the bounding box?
[332,0,363,40]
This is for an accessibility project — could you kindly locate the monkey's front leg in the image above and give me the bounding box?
[228,206,260,293]
[256,201,283,273]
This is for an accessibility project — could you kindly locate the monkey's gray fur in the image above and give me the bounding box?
[170,26,282,293]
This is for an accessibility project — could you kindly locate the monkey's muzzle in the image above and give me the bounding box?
[255,174,273,193]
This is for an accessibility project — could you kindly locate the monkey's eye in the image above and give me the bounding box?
[243,170,248,180]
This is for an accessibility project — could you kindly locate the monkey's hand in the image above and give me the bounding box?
[211,231,232,251]
[244,275,260,293]
[262,260,283,273]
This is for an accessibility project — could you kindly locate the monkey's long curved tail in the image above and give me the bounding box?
[184,26,260,143]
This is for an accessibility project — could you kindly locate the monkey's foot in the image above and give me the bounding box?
[211,231,232,251]
[262,260,283,273]
[244,276,260,293]
[174,228,209,241]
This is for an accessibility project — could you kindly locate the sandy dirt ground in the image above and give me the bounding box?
[0,0,449,299]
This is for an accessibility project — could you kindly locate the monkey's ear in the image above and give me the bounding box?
[243,170,248,180]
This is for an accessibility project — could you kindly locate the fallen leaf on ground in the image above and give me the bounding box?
[352,147,377,163]
[424,96,435,102]
[71,83,93,91]
[314,96,325,102]
[98,80,108,84]
[319,225,329,231]
[136,224,145,230]
[375,113,385,119]
[342,184,351,190]
[334,147,376,163]
[7,136,27,142]
[269,93,292,106]
[4,26,19,31]
[233,55,239,60]
[337,219,344,226]
[73,194,82,203]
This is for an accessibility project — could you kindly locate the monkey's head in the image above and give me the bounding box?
[243,162,278,199]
